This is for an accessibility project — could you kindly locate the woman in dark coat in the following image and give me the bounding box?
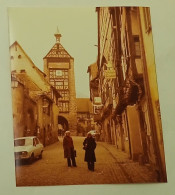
[83,132,96,171]
[63,131,76,167]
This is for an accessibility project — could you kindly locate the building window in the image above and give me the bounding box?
[49,69,69,112]
[143,7,152,33]
[56,81,63,86]
[50,71,55,78]
[49,69,69,90]
[58,102,69,112]
[59,90,69,101]
[133,35,141,58]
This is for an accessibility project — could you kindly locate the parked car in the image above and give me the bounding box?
[14,136,44,163]
[88,130,100,141]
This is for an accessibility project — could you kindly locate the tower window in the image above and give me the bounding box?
[58,102,69,112]
[49,69,69,90]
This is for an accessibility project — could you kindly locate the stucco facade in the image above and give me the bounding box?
[11,80,37,138]
[10,41,60,146]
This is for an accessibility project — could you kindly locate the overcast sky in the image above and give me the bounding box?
[8,7,98,98]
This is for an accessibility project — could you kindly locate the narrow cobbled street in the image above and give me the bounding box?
[15,136,158,186]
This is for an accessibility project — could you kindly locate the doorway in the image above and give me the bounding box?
[58,115,69,132]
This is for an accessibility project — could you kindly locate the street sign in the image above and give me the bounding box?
[104,70,116,79]
[94,97,102,104]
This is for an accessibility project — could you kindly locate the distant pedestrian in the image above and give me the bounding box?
[58,124,63,136]
[83,132,96,171]
[61,128,65,137]
[63,131,77,167]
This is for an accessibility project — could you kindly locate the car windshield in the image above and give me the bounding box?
[14,138,33,146]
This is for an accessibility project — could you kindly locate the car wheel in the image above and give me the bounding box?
[29,153,34,164]
[39,151,43,159]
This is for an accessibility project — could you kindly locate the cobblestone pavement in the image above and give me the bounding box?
[15,136,158,186]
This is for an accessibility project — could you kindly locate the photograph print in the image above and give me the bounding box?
[8,7,167,186]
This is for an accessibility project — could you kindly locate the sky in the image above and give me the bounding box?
[8,7,98,98]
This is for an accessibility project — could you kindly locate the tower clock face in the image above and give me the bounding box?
[56,70,63,76]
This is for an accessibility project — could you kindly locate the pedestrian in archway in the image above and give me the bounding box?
[58,124,63,137]
[83,132,96,171]
[61,128,65,137]
[63,131,77,167]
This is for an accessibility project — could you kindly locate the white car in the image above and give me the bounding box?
[14,136,44,163]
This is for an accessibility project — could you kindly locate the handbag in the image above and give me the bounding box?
[83,139,87,150]
[83,146,87,150]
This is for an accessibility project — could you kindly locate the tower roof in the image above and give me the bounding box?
[44,30,73,59]
[44,43,72,59]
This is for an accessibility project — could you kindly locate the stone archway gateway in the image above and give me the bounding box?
[58,115,69,133]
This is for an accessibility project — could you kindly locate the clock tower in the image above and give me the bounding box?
[43,29,77,134]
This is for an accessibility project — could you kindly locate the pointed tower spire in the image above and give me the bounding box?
[54,27,62,43]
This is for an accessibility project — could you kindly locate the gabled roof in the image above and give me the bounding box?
[43,43,73,59]
[15,73,41,91]
[10,41,61,98]
[10,41,46,78]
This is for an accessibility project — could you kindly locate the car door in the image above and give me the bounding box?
[35,138,42,156]
[32,138,37,157]
[33,138,39,156]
